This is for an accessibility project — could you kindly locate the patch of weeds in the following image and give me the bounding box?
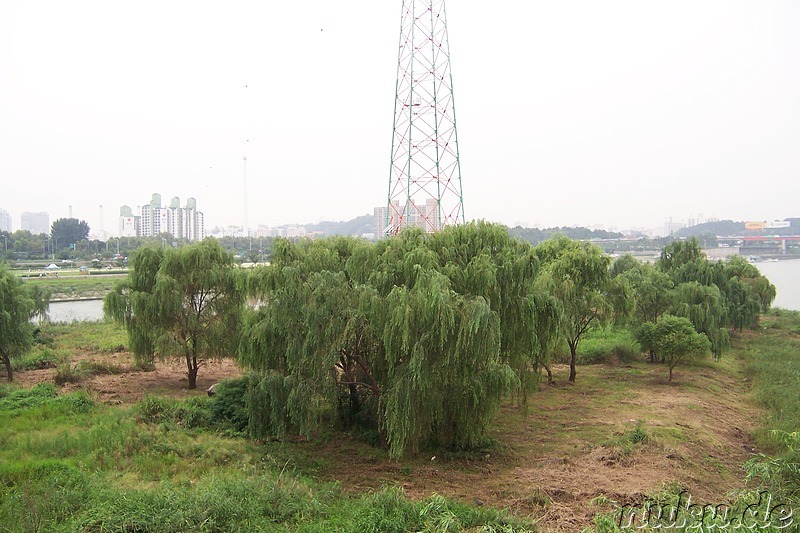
[578,328,641,365]
[627,422,649,445]
[76,360,127,375]
[601,421,650,464]
[54,362,88,385]
[11,347,63,371]
[0,382,93,414]
[135,380,250,435]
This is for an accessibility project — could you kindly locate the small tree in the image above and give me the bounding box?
[534,236,613,383]
[105,241,243,388]
[0,264,49,381]
[636,316,711,381]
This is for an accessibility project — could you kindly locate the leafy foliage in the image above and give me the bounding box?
[0,262,50,380]
[635,315,711,381]
[533,236,616,382]
[240,222,560,457]
[50,217,90,248]
[105,246,164,368]
[618,239,778,362]
[105,240,244,388]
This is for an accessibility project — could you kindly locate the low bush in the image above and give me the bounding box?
[135,378,249,434]
[10,346,63,371]
[76,359,127,375]
[578,328,640,365]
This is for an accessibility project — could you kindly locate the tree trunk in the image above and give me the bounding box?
[568,343,577,383]
[348,382,361,418]
[668,364,674,382]
[544,363,554,384]
[376,399,387,448]
[1,353,12,382]
[186,351,199,389]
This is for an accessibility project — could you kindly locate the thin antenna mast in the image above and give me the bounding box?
[243,156,248,238]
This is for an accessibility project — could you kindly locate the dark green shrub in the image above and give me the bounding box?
[135,380,249,434]
[209,377,249,433]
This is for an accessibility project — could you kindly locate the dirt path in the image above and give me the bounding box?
[15,351,242,403]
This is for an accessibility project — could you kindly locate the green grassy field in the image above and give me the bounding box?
[4,315,800,532]
[21,274,122,300]
[0,383,529,532]
[12,322,128,373]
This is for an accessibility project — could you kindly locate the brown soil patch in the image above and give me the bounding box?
[14,350,242,404]
[302,362,761,531]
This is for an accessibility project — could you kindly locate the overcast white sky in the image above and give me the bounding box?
[1,1,798,236]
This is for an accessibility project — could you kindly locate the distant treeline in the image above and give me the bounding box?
[674,218,800,238]
[507,226,623,245]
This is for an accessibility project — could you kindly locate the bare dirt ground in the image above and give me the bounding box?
[13,351,761,531]
[298,361,761,531]
[15,351,242,403]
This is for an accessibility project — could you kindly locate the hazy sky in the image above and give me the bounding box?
[1,1,798,236]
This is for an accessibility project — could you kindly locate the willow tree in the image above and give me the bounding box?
[721,256,776,331]
[106,240,243,388]
[656,240,775,357]
[0,264,49,381]
[240,223,558,457]
[612,258,675,325]
[104,246,164,368]
[672,281,728,360]
[534,236,613,383]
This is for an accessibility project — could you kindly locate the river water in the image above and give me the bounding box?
[754,259,800,311]
[42,259,800,322]
[44,299,105,323]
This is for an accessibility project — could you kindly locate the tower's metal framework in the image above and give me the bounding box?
[387,0,464,235]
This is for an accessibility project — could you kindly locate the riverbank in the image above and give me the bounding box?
[21,273,123,301]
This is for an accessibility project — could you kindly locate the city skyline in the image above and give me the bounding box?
[1,1,798,235]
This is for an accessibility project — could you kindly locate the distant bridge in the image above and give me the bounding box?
[718,235,800,254]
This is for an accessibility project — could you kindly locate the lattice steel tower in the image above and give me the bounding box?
[386,0,464,234]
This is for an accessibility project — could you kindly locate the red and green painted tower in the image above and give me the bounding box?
[387,0,464,235]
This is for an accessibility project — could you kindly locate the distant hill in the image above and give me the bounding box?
[289,215,625,243]
[301,214,374,236]
[674,218,800,238]
[507,226,624,245]
[280,214,800,242]
[673,220,744,238]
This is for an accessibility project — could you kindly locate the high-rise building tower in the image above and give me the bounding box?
[0,208,12,233]
[387,0,464,235]
[21,212,50,235]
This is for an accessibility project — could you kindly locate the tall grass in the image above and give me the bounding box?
[741,309,800,446]
[0,382,530,532]
[578,328,640,365]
